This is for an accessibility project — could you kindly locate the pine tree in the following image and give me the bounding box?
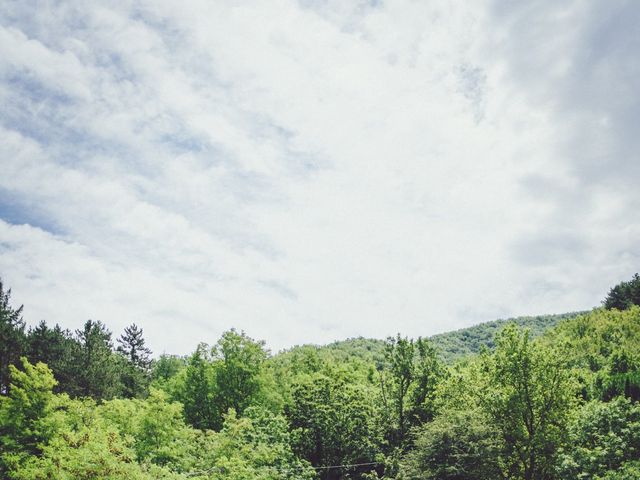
[0,278,26,395]
[27,321,78,394]
[117,323,152,398]
[604,273,640,310]
[72,319,121,399]
[117,324,152,369]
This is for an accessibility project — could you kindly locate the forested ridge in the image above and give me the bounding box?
[1,274,640,479]
[317,310,586,366]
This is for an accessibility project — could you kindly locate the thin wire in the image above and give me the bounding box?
[186,460,381,476]
[312,461,380,470]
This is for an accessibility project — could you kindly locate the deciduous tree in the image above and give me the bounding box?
[0,358,57,476]
[478,325,577,480]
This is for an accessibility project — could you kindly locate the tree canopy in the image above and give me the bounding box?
[1,276,639,479]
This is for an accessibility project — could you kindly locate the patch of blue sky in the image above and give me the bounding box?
[5,73,75,109]
[93,51,135,83]
[1,74,137,169]
[2,74,77,143]
[241,112,329,175]
[130,7,185,51]
[0,3,42,37]
[2,101,107,169]
[159,131,211,155]
[0,190,64,236]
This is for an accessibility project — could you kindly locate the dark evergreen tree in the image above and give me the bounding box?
[117,323,152,398]
[71,319,121,399]
[27,321,57,363]
[117,324,152,368]
[0,278,26,395]
[27,321,78,394]
[604,273,640,310]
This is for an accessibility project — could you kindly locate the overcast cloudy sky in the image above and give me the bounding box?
[1,0,638,355]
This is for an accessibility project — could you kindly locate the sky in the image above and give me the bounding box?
[1,0,639,355]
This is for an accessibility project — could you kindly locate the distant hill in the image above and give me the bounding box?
[428,311,587,363]
[304,311,588,365]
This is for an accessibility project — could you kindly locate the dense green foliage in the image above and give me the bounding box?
[557,397,640,478]
[399,408,502,480]
[1,276,640,479]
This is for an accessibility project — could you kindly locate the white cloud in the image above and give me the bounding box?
[0,0,638,354]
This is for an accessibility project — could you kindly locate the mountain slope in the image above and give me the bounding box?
[428,311,587,363]
[298,311,588,365]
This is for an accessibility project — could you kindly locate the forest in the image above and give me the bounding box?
[1,274,639,479]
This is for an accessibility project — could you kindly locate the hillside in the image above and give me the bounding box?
[428,311,587,363]
[308,311,588,365]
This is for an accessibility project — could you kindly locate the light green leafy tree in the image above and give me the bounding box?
[0,358,58,476]
[286,370,382,479]
[181,343,215,430]
[210,330,268,424]
[550,307,640,401]
[399,408,503,480]
[184,408,315,480]
[478,324,577,480]
[379,335,445,446]
[557,397,640,479]
[180,331,268,431]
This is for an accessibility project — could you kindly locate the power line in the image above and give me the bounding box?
[312,461,380,470]
[186,460,381,477]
